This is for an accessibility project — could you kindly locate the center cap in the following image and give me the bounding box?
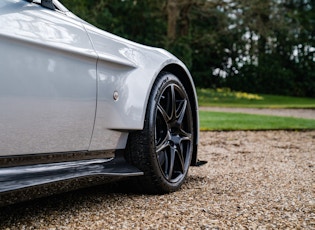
[170,134,181,146]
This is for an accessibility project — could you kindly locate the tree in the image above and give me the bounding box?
[60,0,315,97]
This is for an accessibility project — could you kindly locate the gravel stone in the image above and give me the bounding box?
[0,131,314,229]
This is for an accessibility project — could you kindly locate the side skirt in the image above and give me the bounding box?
[0,151,143,205]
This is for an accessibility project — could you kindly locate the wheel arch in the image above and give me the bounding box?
[160,64,199,166]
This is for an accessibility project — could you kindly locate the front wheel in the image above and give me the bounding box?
[126,72,194,193]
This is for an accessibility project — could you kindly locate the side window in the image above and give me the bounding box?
[40,0,56,10]
[25,0,55,10]
[41,0,69,14]
[28,0,64,11]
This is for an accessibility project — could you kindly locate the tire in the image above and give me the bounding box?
[126,72,194,193]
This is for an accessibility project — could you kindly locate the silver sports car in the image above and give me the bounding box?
[0,0,199,205]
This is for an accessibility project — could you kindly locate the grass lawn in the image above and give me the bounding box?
[197,88,315,108]
[200,111,315,131]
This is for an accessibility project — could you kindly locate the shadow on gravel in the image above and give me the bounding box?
[0,179,143,225]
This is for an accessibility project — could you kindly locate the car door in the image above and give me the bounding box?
[0,0,98,155]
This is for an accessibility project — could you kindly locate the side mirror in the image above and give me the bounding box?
[41,0,55,10]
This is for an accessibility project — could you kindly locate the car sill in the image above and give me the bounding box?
[0,151,143,194]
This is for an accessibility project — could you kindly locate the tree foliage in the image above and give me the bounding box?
[61,0,315,97]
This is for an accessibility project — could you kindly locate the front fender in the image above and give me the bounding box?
[85,25,198,154]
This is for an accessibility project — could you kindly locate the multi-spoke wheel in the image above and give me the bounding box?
[126,72,194,193]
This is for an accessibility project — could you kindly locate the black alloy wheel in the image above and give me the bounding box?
[126,72,194,193]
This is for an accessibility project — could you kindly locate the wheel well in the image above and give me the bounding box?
[161,64,199,165]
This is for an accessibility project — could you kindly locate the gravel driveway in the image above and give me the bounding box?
[0,131,314,229]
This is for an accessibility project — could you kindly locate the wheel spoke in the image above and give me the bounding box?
[167,147,176,180]
[163,152,169,174]
[176,145,185,172]
[170,85,176,120]
[176,99,187,127]
[158,151,168,168]
[156,132,171,153]
[157,104,171,123]
[156,140,169,153]
[179,129,192,141]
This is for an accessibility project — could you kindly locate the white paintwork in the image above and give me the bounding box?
[0,0,97,155]
[0,0,198,155]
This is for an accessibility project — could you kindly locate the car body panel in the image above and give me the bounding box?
[81,16,198,151]
[0,1,97,155]
[0,0,199,204]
